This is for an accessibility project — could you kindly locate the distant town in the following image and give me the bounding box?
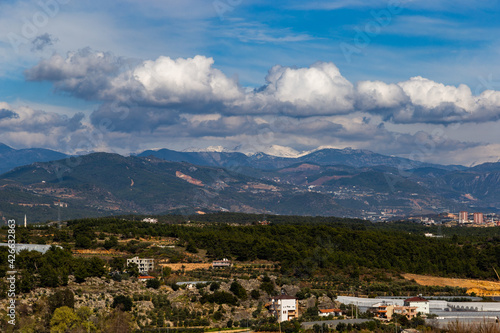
[409,211,500,227]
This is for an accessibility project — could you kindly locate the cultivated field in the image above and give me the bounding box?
[159,263,212,271]
[404,273,500,296]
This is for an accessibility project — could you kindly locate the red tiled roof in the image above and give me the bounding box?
[319,309,342,313]
[138,275,155,279]
[404,297,428,303]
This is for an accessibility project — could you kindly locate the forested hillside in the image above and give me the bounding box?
[66,214,500,280]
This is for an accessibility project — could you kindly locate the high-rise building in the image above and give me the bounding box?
[459,211,468,224]
[473,212,484,224]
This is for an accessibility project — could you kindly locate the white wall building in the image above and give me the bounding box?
[127,256,154,273]
[404,296,430,314]
[212,258,232,268]
[269,295,299,322]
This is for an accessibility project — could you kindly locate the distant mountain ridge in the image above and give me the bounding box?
[0,153,353,221]
[0,150,499,222]
[0,143,467,178]
[138,147,465,171]
[0,143,68,175]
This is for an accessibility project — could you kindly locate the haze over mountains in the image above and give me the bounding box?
[0,143,499,222]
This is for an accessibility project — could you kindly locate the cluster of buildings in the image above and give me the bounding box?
[457,211,499,225]
[126,257,234,273]
[266,295,431,323]
[370,297,429,321]
[412,211,500,227]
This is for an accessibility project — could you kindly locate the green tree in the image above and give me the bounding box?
[18,273,35,293]
[111,257,126,272]
[76,306,96,332]
[336,322,346,332]
[50,306,78,333]
[146,278,161,289]
[230,280,247,300]
[104,236,119,250]
[74,261,88,283]
[260,275,275,295]
[39,265,60,288]
[75,234,92,249]
[112,295,133,312]
[250,289,260,299]
[48,289,75,314]
[127,262,139,277]
[186,241,198,253]
[87,257,106,277]
[162,266,172,279]
[410,316,425,328]
[213,311,223,321]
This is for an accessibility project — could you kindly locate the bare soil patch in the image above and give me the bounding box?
[403,273,500,296]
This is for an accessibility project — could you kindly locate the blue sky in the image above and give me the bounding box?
[0,0,500,165]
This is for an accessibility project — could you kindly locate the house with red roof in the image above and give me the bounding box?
[404,296,429,314]
[318,308,343,317]
[138,275,156,281]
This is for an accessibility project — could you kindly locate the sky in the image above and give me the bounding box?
[0,0,500,166]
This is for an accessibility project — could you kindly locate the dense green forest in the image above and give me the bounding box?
[58,213,500,280]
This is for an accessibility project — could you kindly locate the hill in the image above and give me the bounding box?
[0,143,68,175]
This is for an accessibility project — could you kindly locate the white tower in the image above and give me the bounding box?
[24,214,27,227]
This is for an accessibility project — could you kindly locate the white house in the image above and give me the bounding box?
[212,258,232,268]
[268,295,299,322]
[127,256,154,274]
[404,296,429,314]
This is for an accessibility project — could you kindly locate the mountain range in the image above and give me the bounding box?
[0,143,68,174]
[0,143,498,222]
[137,147,465,171]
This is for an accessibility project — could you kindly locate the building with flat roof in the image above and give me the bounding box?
[127,256,154,273]
[474,213,484,224]
[268,295,299,322]
[404,296,429,314]
[459,211,468,224]
[212,258,232,268]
